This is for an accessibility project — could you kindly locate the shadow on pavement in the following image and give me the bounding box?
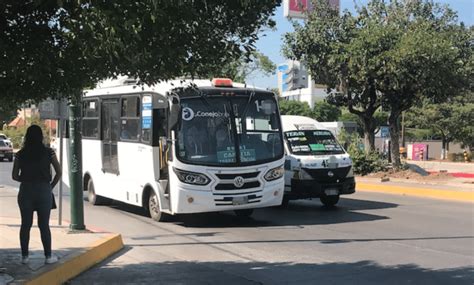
[70,258,474,285]
[83,196,398,228]
[175,198,398,228]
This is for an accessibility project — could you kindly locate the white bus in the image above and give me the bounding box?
[80,77,285,221]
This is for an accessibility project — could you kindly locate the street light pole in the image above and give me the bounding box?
[68,91,85,231]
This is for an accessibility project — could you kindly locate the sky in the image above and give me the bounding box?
[249,0,474,89]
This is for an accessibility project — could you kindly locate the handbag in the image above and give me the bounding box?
[51,193,57,209]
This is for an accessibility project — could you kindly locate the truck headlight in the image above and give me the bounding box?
[264,165,284,181]
[173,168,210,185]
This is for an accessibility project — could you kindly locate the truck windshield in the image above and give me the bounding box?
[284,130,345,155]
[177,94,283,166]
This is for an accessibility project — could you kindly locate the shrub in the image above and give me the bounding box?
[341,132,388,175]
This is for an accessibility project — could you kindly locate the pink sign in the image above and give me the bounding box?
[284,0,339,19]
[412,143,429,161]
[289,0,309,12]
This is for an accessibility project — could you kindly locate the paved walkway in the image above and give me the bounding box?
[0,186,123,285]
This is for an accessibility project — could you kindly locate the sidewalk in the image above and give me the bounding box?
[356,176,474,203]
[0,186,123,285]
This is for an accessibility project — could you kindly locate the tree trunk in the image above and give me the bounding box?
[361,116,376,153]
[388,111,401,169]
[441,138,446,160]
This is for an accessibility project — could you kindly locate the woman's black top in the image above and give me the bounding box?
[15,147,55,183]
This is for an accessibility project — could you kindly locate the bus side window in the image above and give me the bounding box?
[121,96,140,141]
[82,99,99,139]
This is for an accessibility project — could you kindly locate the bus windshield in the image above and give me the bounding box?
[177,94,283,166]
[284,130,345,155]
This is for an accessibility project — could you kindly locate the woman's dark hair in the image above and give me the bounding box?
[20,125,46,160]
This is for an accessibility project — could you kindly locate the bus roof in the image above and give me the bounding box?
[84,76,267,97]
[281,115,329,132]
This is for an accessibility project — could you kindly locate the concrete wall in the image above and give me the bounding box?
[375,138,466,160]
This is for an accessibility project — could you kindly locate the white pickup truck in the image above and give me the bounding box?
[281,115,356,206]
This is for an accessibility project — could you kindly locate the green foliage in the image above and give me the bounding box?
[278,100,314,117]
[407,94,474,150]
[447,152,471,162]
[342,132,387,175]
[312,100,341,122]
[0,106,18,130]
[284,0,472,166]
[283,0,383,152]
[0,1,279,107]
[208,51,276,83]
[3,115,50,149]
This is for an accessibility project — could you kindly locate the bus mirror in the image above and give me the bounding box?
[169,103,180,130]
[270,116,279,130]
[262,100,276,115]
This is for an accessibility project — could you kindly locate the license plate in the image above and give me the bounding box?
[232,196,248,205]
[325,188,339,196]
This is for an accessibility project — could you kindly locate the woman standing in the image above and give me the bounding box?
[12,125,62,264]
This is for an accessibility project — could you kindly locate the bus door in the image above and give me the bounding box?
[101,98,120,174]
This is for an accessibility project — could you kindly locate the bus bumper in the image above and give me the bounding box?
[172,182,284,214]
[285,177,356,200]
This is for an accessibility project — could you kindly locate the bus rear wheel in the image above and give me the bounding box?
[320,194,340,207]
[234,209,254,218]
[148,191,167,222]
[87,179,109,205]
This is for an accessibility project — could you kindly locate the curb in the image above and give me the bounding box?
[23,234,124,285]
[356,183,474,203]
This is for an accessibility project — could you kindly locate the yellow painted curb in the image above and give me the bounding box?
[25,233,124,285]
[357,183,474,203]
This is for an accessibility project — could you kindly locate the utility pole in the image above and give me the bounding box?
[401,111,405,147]
[68,91,85,231]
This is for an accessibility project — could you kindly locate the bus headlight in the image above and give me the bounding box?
[264,165,284,181]
[173,168,211,185]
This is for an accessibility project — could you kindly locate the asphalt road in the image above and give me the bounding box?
[1,161,473,284]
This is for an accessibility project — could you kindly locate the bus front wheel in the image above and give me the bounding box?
[87,179,109,205]
[148,191,167,222]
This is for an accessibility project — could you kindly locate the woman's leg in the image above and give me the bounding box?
[18,184,34,257]
[18,205,34,257]
[37,205,52,257]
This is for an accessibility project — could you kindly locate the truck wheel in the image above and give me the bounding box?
[87,179,109,205]
[320,195,340,207]
[234,209,254,217]
[148,191,168,222]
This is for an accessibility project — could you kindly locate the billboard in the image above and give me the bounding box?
[283,0,340,19]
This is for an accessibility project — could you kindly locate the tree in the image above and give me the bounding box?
[283,0,383,153]
[284,0,472,169]
[1,1,279,107]
[312,100,341,122]
[0,105,17,130]
[367,0,473,168]
[1,0,279,229]
[278,99,314,117]
[408,94,474,156]
[210,51,276,83]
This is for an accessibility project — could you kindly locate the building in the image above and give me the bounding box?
[277,60,329,108]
